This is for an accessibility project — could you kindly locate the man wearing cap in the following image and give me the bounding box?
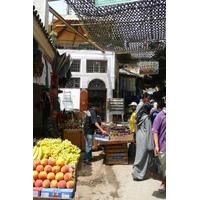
[129,102,138,133]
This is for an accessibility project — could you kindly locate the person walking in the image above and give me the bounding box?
[152,101,166,193]
[128,102,137,156]
[131,102,154,180]
[83,103,107,165]
[136,92,151,114]
[129,101,137,133]
[151,99,165,123]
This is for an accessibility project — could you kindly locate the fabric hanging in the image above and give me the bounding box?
[126,78,130,91]
[33,55,46,85]
[47,61,53,87]
[49,62,54,87]
[45,60,49,88]
[124,78,126,90]
[120,77,123,90]
[127,91,131,99]
[129,78,133,91]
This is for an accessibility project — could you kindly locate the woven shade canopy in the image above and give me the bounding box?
[65,0,166,58]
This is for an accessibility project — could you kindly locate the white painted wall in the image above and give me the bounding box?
[58,88,80,111]
[57,49,119,122]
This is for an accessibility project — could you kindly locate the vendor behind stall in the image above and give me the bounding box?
[43,110,60,138]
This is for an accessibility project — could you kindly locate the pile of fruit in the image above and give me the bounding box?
[33,138,81,164]
[97,123,132,136]
[33,158,75,189]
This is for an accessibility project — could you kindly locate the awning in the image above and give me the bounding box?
[119,67,144,78]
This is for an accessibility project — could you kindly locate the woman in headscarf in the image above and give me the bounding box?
[131,102,154,180]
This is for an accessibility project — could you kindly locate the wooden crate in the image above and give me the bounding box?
[63,130,82,149]
[110,134,134,141]
[105,145,128,165]
[106,157,128,165]
[81,132,98,151]
[104,144,127,150]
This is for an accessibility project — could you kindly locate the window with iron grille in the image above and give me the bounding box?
[86,60,107,73]
[65,78,80,88]
[70,60,81,72]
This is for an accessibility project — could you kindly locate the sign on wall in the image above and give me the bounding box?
[80,90,87,111]
[138,61,159,75]
[95,0,142,7]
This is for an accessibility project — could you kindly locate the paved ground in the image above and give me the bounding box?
[74,149,166,200]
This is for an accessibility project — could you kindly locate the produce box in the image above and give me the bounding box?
[106,154,128,165]
[33,187,42,197]
[110,133,134,141]
[41,188,74,199]
[105,144,128,165]
[63,130,82,149]
[94,133,110,141]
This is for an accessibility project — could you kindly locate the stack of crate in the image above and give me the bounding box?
[104,144,128,165]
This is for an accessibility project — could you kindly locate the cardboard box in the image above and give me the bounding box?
[63,130,82,149]
[110,134,134,141]
[94,133,110,141]
[41,188,74,199]
[33,187,42,197]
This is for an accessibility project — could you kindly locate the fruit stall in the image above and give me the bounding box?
[94,122,134,165]
[33,138,81,199]
[58,111,98,151]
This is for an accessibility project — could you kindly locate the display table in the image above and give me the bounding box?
[99,140,134,165]
[63,129,98,151]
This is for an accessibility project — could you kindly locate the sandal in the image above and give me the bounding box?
[158,185,166,193]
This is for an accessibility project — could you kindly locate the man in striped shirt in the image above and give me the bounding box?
[43,110,60,138]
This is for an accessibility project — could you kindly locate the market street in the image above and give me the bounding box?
[75,150,166,200]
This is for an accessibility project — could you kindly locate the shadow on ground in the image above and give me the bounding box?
[152,190,166,199]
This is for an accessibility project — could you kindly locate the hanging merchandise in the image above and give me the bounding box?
[124,78,126,90]
[47,60,53,88]
[45,60,49,89]
[33,55,46,85]
[120,77,123,90]
[34,92,46,113]
[129,78,133,91]
[127,91,131,99]
[49,61,54,87]
[33,44,44,77]
[126,78,129,91]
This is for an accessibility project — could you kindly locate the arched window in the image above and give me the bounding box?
[88,79,106,90]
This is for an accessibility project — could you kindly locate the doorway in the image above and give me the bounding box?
[87,79,107,122]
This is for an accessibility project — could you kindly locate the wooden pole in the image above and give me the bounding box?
[49,6,105,53]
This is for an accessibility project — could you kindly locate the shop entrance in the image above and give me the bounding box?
[87,79,107,122]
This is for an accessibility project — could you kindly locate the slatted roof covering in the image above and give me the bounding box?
[65,0,166,56]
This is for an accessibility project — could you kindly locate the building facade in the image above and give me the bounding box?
[58,49,119,122]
